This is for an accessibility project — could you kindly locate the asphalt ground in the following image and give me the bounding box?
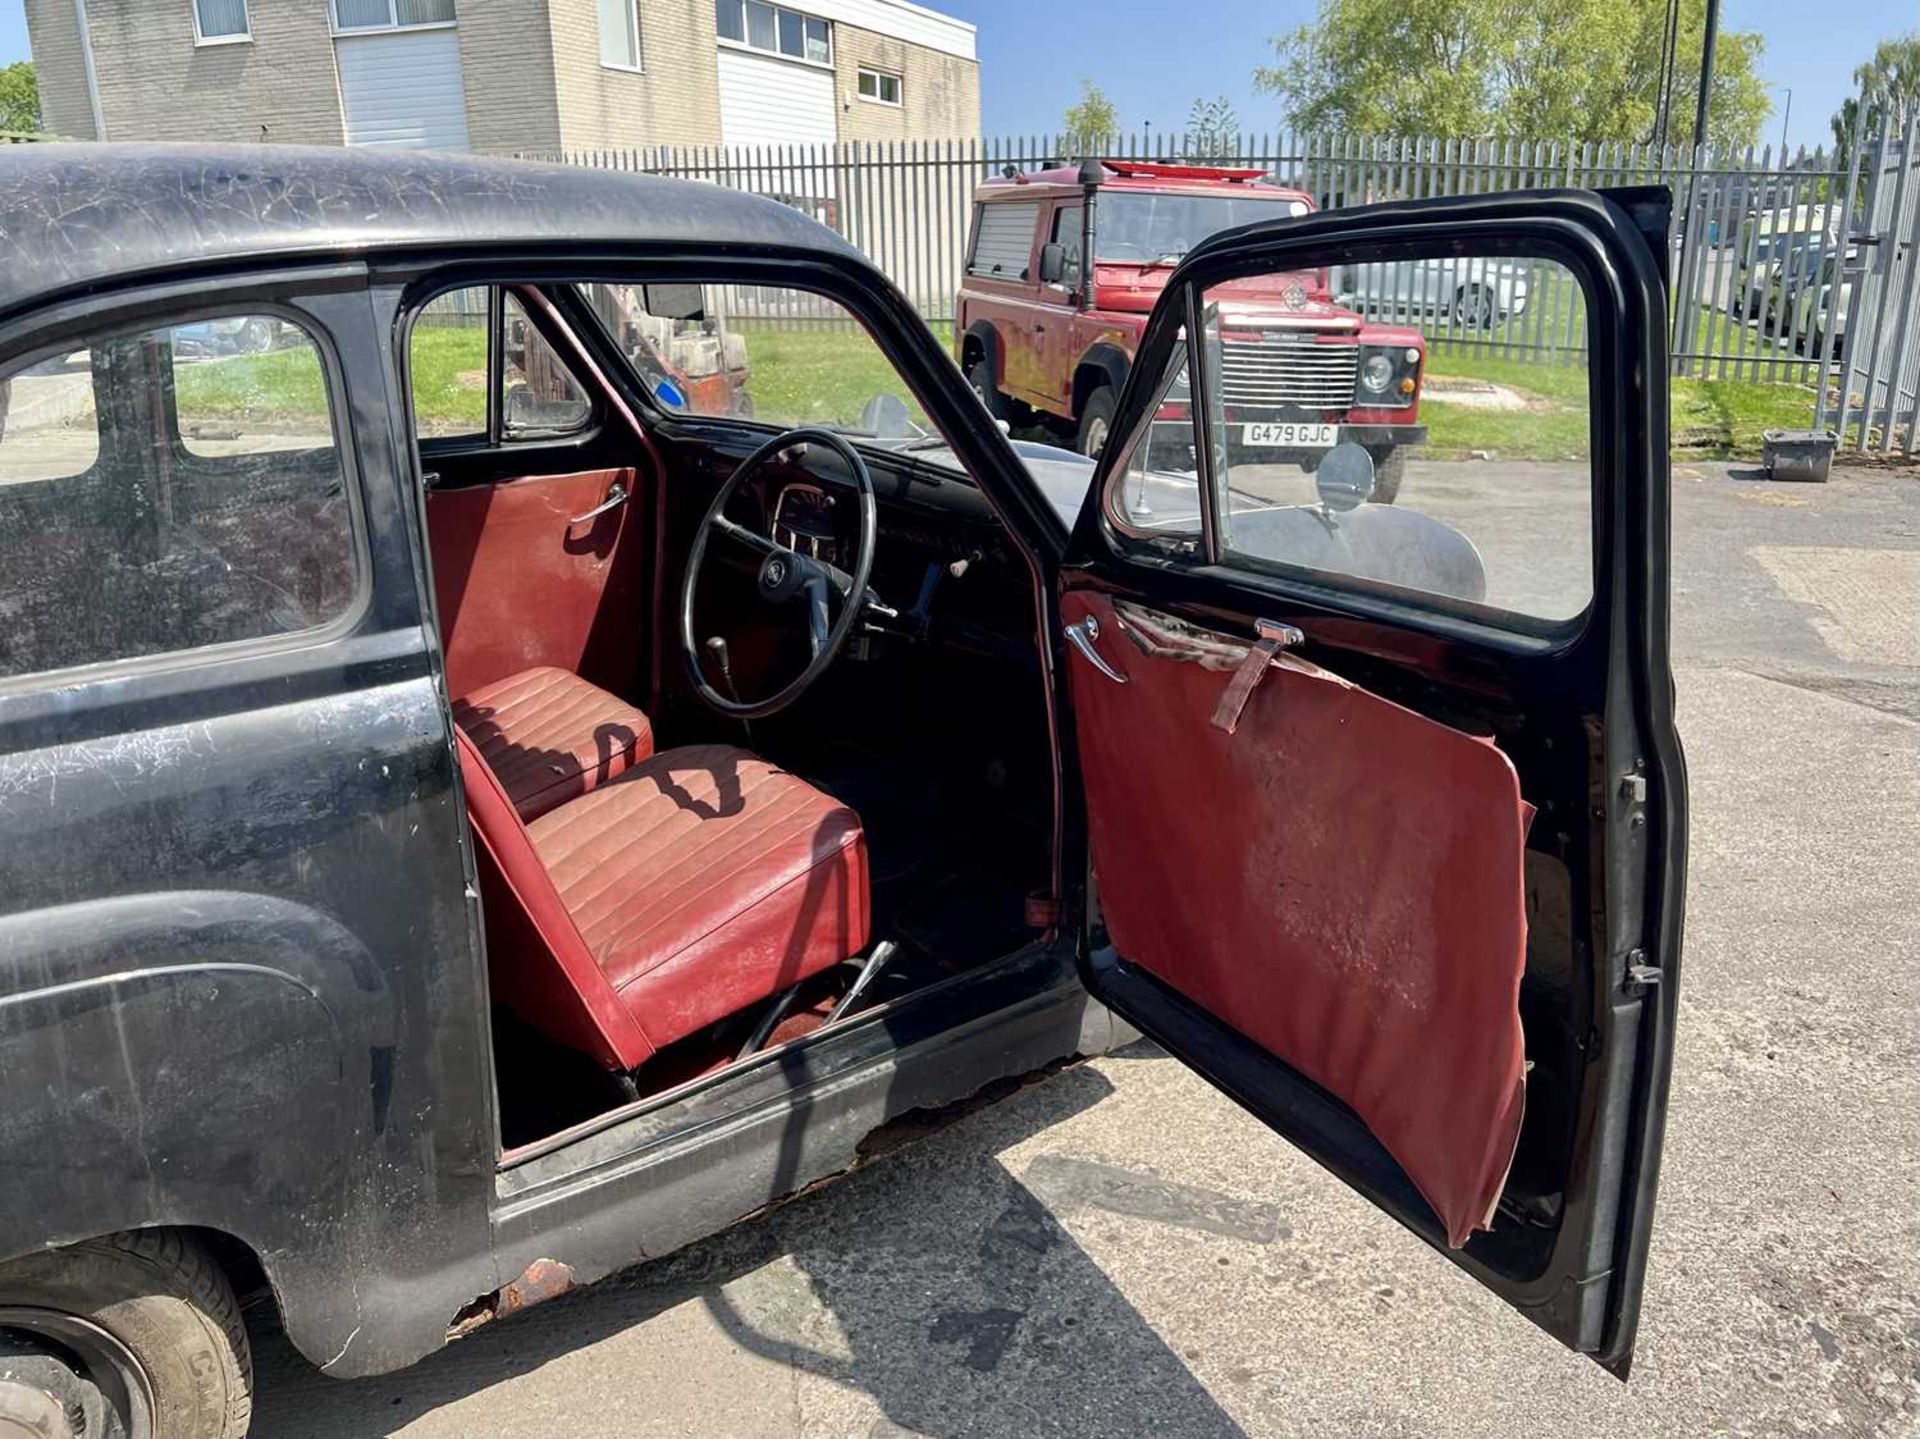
[250,458,1920,1438]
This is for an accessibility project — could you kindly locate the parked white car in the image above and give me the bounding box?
[1333,256,1531,328]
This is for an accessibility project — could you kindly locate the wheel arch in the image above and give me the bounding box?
[960,320,1001,380]
[1072,342,1130,417]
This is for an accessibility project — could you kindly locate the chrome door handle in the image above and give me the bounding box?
[1064,615,1127,684]
[570,481,628,524]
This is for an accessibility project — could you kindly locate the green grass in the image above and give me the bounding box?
[408,325,488,430]
[731,322,947,430]
[1422,344,1817,460]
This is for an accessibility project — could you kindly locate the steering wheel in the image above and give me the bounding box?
[680,427,878,720]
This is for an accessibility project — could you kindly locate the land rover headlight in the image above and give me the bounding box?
[1358,352,1395,395]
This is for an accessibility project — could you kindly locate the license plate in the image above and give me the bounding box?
[1242,422,1338,448]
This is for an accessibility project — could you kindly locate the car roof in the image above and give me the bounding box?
[0,144,869,323]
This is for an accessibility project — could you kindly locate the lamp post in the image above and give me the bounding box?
[1778,87,1792,157]
[1692,0,1721,153]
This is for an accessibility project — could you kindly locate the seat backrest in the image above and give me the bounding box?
[454,727,656,1072]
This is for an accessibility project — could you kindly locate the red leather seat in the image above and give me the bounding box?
[452,666,653,822]
[456,729,869,1071]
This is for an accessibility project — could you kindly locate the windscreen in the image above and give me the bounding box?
[1095,191,1310,264]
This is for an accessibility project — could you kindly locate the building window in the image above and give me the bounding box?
[716,0,830,65]
[857,68,902,106]
[599,0,643,69]
[331,0,456,32]
[193,0,250,43]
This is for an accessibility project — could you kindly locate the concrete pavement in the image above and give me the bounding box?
[249,461,1920,1439]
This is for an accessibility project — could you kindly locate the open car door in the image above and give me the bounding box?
[1055,190,1686,1375]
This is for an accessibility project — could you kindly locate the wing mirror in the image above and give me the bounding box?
[1038,242,1067,286]
[1315,441,1376,512]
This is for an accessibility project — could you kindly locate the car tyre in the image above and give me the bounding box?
[0,1229,253,1439]
[1452,285,1496,330]
[1076,384,1118,460]
[1366,446,1406,505]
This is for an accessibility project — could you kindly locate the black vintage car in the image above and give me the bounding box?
[0,147,1685,1439]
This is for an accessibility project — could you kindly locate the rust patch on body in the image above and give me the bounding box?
[449,1258,576,1338]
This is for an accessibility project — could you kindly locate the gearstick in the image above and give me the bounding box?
[705,635,752,748]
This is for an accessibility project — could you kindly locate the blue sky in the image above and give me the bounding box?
[0,0,1907,152]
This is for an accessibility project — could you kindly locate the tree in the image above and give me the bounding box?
[1254,0,1768,149]
[1831,33,1920,154]
[0,63,38,136]
[1186,96,1240,157]
[1063,80,1118,155]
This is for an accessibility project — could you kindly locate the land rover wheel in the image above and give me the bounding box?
[1366,445,1406,504]
[0,1231,252,1439]
[1076,385,1118,459]
[966,358,1006,422]
[1452,285,1496,330]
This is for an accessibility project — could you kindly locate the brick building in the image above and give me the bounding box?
[27,0,980,154]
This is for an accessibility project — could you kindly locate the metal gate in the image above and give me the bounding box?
[1813,110,1920,455]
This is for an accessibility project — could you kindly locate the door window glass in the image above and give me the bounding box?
[578,282,931,435]
[1050,204,1084,288]
[1111,248,1593,626]
[0,312,358,679]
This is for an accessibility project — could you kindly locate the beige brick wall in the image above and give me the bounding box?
[457,2,562,155]
[56,0,344,146]
[22,0,97,139]
[547,0,723,152]
[832,24,978,144]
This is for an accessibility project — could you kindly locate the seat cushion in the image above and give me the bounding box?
[452,666,653,823]
[528,744,870,1053]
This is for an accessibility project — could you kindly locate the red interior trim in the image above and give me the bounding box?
[1065,591,1531,1246]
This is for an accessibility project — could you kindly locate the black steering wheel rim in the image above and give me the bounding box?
[680,426,878,720]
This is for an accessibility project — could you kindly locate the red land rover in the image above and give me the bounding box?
[957,159,1428,501]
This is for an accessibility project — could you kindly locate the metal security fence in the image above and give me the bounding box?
[544,114,1920,455]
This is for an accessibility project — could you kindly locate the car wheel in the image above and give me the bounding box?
[966,358,1007,422]
[1366,445,1406,505]
[0,1230,252,1439]
[1076,384,1118,460]
[1452,285,1495,330]
[236,318,275,355]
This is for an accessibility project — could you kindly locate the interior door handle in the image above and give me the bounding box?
[1064,615,1127,684]
[570,481,628,525]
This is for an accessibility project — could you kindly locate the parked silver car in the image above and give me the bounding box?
[1333,256,1531,328]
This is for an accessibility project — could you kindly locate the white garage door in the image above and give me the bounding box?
[336,29,470,151]
[717,49,835,150]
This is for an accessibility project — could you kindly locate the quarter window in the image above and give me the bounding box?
[717,0,830,63]
[193,0,250,42]
[0,312,358,680]
[599,0,643,68]
[331,0,456,32]
[407,287,591,446]
[857,68,902,105]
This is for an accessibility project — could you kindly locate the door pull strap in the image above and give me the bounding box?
[1210,619,1305,734]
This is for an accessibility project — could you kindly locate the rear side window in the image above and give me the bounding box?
[969,201,1040,279]
[0,312,358,680]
